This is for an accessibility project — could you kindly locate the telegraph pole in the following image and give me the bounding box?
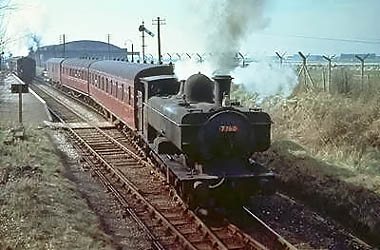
[63,34,66,58]
[59,34,66,57]
[107,34,111,60]
[131,43,134,62]
[152,17,166,64]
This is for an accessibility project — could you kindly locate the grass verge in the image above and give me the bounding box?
[0,123,112,250]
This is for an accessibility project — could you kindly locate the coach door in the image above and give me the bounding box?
[137,90,143,132]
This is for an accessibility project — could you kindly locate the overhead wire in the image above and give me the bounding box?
[254,32,380,45]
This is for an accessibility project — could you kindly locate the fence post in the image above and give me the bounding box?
[355,54,369,91]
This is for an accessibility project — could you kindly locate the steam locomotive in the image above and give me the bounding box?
[16,57,36,84]
[46,58,274,209]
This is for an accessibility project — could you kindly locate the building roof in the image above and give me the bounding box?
[39,40,123,52]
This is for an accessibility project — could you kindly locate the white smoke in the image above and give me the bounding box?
[174,58,297,100]
[232,61,298,99]
[4,0,47,56]
[205,0,270,73]
[174,59,214,80]
[174,0,298,100]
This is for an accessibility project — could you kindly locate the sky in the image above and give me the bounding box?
[3,0,380,57]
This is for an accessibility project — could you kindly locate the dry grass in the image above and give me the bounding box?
[232,71,380,244]
[231,72,380,192]
[263,91,380,174]
[0,123,113,250]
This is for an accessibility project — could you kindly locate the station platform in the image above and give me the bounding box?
[0,72,51,125]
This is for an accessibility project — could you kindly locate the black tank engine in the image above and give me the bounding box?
[141,72,274,208]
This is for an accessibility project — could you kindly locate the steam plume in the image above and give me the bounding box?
[27,33,41,52]
[206,0,270,73]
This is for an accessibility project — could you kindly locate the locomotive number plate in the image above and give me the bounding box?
[219,125,238,133]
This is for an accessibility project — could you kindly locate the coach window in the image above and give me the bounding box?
[110,80,113,95]
[121,84,124,100]
[106,78,109,93]
[115,82,118,98]
[128,86,132,105]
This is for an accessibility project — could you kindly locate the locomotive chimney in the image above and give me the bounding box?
[213,75,233,106]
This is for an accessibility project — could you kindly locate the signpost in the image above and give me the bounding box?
[11,81,28,124]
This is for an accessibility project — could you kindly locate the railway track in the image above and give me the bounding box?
[30,81,298,250]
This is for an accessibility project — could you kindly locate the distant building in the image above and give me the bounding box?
[339,53,377,62]
[29,40,139,67]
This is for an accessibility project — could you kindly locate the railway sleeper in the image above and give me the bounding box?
[156,235,186,249]
[94,148,123,154]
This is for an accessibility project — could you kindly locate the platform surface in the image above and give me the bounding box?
[0,73,51,125]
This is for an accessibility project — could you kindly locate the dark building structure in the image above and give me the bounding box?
[339,53,377,62]
[29,40,139,67]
